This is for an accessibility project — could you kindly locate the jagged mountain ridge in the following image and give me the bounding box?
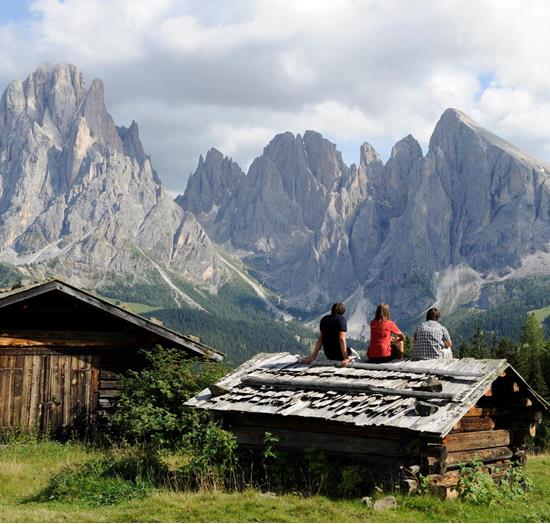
[179,110,550,338]
[0,64,230,298]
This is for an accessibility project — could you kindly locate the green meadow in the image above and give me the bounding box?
[0,440,548,522]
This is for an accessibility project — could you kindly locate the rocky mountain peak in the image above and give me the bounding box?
[177,146,245,216]
[0,64,229,291]
[117,120,146,164]
[79,77,123,152]
[0,63,86,143]
[390,134,423,160]
[360,142,382,166]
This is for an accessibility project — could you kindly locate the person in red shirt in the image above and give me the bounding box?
[367,303,405,363]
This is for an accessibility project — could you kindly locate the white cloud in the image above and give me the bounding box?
[1,0,550,191]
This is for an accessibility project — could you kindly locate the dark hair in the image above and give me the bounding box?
[331,302,345,315]
[426,307,441,321]
[374,303,391,321]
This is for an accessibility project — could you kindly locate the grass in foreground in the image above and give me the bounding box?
[0,440,549,522]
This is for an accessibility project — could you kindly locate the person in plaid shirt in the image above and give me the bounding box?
[412,307,453,360]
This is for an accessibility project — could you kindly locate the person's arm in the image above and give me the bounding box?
[339,331,351,365]
[443,327,452,348]
[390,323,405,358]
[394,332,405,342]
[303,333,323,364]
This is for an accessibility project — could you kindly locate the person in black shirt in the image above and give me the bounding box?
[303,302,351,366]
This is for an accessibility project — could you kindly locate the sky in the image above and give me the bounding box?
[1,0,550,193]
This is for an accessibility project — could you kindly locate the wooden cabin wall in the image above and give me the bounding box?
[0,348,99,435]
[222,412,425,479]
[0,341,146,436]
[425,372,542,494]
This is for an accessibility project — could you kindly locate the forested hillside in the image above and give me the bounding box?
[98,277,316,365]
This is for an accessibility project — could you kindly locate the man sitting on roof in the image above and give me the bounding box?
[303,302,353,366]
[412,307,453,360]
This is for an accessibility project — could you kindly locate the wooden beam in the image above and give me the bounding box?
[0,337,141,348]
[241,374,457,400]
[444,430,510,452]
[98,389,121,399]
[445,446,512,467]
[99,380,123,390]
[0,330,140,341]
[230,425,416,459]
[225,412,421,441]
[452,417,495,433]
[341,362,485,379]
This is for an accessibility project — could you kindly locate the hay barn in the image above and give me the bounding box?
[187,352,549,495]
[0,279,222,436]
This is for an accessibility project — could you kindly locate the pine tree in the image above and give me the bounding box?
[458,341,474,358]
[519,314,549,398]
[494,337,519,365]
[471,324,490,358]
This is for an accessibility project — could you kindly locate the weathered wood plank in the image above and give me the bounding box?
[99,390,121,399]
[63,355,71,427]
[230,425,415,459]
[444,430,510,452]
[241,374,457,400]
[100,380,123,390]
[28,355,42,430]
[452,417,495,433]
[0,369,9,427]
[100,369,121,380]
[19,356,32,431]
[0,337,137,348]
[463,407,482,417]
[445,446,512,467]
[225,413,421,440]
[0,330,146,342]
[344,362,485,378]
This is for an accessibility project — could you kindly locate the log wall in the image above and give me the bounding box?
[0,334,145,435]
[423,371,543,492]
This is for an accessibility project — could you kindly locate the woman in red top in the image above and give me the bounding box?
[367,303,405,363]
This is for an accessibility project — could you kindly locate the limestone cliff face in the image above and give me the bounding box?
[180,130,361,304]
[177,148,245,216]
[180,109,550,335]
[0,64,228,288]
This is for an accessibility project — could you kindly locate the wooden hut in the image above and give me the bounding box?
[0,279,222,436]
[187,352,548,495]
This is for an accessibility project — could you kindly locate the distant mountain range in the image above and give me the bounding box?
[3,64,550,341]
[178,106,550,337]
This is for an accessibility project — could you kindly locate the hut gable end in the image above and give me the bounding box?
[0,279,222,437]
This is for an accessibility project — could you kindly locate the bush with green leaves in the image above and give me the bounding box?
[176,409,239,491]
[105,346,227,449]
[457,460,532,505]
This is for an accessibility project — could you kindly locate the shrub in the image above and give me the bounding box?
[457,460,532,505]
[104,346,227,449]
[176,412,239,491]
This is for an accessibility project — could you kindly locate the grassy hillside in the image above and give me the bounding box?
[0,440,549,522]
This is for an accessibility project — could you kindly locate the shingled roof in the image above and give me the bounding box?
[187,352,549,437]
